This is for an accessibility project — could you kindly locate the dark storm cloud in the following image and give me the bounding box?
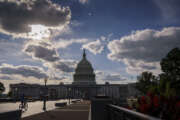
[0,0,71,34]
[0,64,48,79]
[24,41,59,62]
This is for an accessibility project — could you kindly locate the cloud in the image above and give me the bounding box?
[53,62,74,72]
[0,75,13,80]
[52,76,67,81]
[0,64,48,79]
[23,40,59,62]
[49,25,73,39]
[95,71,126,81]
[82,34,113,55]
[70,20,83,27]
[79,0,88,4]
[124,59,161,75]
[95,70,104,75]
[82,39,104,55]
[95,70,134,84]
[102,74,126,81]
[153,0,180,21]
[55,38,88,49]
[44,59,78,73]
[0,38,29,64]
[23,39,78,73]
[0,0,71,37]
[108,27,180,75]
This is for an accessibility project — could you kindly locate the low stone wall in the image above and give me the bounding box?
[0,110,22,120]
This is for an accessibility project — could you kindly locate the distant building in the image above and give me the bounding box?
[9,50,139,102]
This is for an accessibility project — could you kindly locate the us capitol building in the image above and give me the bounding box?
[10,50,139,101]
[73,49,96,85]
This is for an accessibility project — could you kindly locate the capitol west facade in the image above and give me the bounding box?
[10,50,139,101]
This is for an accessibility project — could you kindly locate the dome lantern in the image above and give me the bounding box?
[83,49,86,59]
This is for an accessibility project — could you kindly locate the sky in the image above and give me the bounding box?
[0,0,180,93]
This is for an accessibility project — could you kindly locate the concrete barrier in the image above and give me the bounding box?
[55,102,67,107]
[0,98,16,103]
[91,96,112,120]
[0,110,22,120]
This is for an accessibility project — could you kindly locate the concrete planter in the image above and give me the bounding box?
[55,102,67,107]
[0,110,22,120]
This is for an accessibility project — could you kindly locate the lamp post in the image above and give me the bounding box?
[15,88,18,100]
[68,88,71,105]
[43,78,48,111]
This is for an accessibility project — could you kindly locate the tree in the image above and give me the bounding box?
[0,82,5,95]
[160,48,180,77]
[136,71,157,94]
[160,47,180,93]
[8,91,12,98]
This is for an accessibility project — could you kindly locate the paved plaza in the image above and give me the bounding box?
[22,101,90,120]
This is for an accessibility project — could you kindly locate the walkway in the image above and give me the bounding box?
[22,101,90,120]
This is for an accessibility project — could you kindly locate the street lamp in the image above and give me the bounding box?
[43,77,48,111]
[68,88,71,105]
[44,78,47,87]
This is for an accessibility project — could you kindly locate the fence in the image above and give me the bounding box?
[106,104,161,120]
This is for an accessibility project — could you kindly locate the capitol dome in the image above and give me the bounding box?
[73,49,96,85]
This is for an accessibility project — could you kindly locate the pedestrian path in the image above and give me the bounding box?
[22,101,90,120]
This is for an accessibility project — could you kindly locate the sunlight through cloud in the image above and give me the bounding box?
[28,25,50,40]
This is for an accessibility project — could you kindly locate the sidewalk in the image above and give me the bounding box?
[22,101,90,120]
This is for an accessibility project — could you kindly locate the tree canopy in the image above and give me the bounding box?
[136,71,157,94]
[0,82,5,95]
[136,47,180,95]
[160,48,180,83]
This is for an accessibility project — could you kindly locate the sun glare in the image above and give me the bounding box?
[28,25,50,40]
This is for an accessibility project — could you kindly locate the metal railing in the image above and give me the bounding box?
[106,104,161,120]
